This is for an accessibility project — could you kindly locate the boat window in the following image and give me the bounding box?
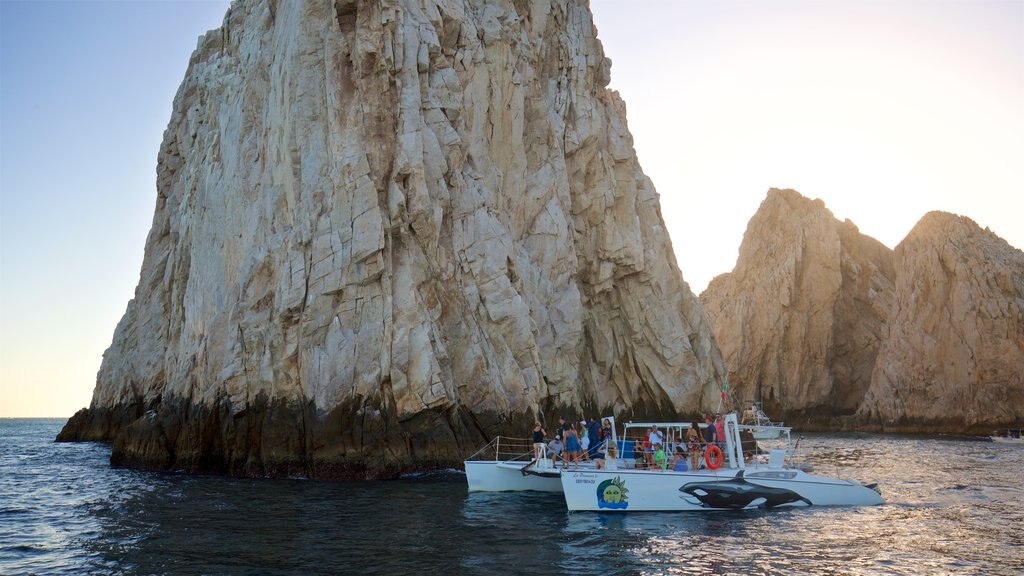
[745,471,798,480]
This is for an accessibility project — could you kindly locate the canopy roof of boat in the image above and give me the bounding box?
[621,421,712,429]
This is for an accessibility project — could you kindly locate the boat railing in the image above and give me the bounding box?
[465,436,536,463]
[465,415,805,471]
[617,416,805,472]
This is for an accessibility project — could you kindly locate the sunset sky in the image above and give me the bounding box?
[1,0,1021,417]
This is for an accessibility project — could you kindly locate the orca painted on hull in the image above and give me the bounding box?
[678,470,813,509]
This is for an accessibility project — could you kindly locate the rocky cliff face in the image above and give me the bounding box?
[58,0,725,477]
[859,212,1024,432]
[700,189,895,427]
[701,189,1024,433]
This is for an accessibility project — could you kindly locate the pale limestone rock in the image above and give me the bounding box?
[859,212,1024,431]
[60,0,725,476]
[700,189,895,427]
[701,189,1024,433]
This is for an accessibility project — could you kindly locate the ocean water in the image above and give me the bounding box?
[1,419,1022,575]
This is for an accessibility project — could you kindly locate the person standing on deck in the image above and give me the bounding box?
[579,421,591,461]
[687,422,703,471]
[703,415,718,452]
[532,422,547,461]
[564,426,581,468]
[648,426,665,467]
[588,418,602,458]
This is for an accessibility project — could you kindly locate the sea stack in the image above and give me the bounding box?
[858,212,1024,432]
[700,188,896,428]
[58,0,726,477]
[701,189,1024,433]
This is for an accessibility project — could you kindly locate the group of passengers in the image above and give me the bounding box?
[633,414,728,471]
[533,416,616,470]
[534,413,741,472]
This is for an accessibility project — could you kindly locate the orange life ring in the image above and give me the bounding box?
[705,445,723,470]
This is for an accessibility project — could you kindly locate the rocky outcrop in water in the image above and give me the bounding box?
[58,0,726,477]
[700,189,1024,433]
[699,189,895,427]
[858,212,1024,432]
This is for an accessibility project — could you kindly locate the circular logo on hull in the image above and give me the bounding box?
[596,477,629,509]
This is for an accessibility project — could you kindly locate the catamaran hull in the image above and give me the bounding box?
[560,468,884,511]
[464,461,563,492]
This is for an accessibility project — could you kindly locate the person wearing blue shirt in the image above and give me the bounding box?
[587,418,602,457]
[672,446,688,471]
[703,415,718,445]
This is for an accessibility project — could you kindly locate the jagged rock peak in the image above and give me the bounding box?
[703,188,1023,433]
[858,210,1024,431]
[905,210,1019,255]
[701,188,895,428]
[57,0,726,478]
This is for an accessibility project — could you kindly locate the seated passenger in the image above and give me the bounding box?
[633,437,648,467]
[604,442,619,470]
[739,429,757,462]
[547,436,564,467]
[653,443,667,470]
[672,446,688,471]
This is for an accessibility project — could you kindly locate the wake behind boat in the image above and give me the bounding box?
[560,413,883,511]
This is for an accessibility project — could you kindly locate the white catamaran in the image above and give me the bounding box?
[560,413,884,511]
[464,417,619,492]
[466,413,884,513]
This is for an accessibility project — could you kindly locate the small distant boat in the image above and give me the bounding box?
[741,402,791,440]
[990,429,1024,444]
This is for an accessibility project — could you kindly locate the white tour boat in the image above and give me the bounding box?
[991,429,1024,444]
[741,402,791,440]
[464,417,618,492]
[560,413,884,511]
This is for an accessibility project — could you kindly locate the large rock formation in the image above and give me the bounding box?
[58,0,726,477]
[859,212,1024,432]
[700,189,895,428]
[701,189,1024,433]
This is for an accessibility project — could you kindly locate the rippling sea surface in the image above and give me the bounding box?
[2,419,1022,575]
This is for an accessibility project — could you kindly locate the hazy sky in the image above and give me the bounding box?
[590,0,1024,293]
[1,0,1021,417]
